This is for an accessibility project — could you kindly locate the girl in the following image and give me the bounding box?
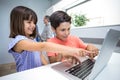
[8,6,93,72]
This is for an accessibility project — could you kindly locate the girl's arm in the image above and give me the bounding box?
[14,39,84,56]
[13,39,93,63]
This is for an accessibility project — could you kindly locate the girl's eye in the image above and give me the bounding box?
[27,21,31,23]
[27,21,35,24]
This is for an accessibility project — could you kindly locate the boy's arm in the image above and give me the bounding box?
[48,56,58,63]
[40,52,49,65]
[48,53,62,63]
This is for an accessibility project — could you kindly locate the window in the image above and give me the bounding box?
[65,0,120,27]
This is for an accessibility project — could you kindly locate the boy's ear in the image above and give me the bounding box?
[51,26,55,32]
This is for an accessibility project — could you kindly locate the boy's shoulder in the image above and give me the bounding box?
[47,37,56,42]
[68,35,79,39]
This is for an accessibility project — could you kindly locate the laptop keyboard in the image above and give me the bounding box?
[65,59,95,80]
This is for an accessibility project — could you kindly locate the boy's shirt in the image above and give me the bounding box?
[47,35,87,57]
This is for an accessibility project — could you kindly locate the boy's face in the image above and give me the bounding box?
[24,20,35,37]
[55,22,71,41]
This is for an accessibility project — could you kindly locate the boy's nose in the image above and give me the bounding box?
[65,31,70,35]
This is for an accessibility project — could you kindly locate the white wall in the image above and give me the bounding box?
[71,25,120,38]
[0,0,51,64]
[46,0,76,15]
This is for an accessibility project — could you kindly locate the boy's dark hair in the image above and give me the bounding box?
[50,11,71,29]
[9,6,38,38]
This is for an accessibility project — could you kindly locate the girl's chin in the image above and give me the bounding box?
[29,32,33,34]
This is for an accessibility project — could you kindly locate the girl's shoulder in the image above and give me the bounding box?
[11,35,28,43]
[8,35,28,51]
[15,35,27,40]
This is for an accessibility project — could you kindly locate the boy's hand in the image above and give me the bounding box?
[65,55,81,65]
[86,44,99,59]
[63,49,92,65]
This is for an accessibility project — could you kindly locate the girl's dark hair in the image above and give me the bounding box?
[50,11,71,29]
[9,6,38,38]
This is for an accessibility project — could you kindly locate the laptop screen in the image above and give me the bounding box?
[89,29,120,80]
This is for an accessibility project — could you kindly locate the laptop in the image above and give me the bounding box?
[51,29,120,80]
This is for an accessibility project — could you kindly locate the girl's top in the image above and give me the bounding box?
[8,35,42,72]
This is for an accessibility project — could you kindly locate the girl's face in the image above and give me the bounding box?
[24,20,35,37]
[55,22,71,41]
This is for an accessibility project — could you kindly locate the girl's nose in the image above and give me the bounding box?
[31,22,35,27]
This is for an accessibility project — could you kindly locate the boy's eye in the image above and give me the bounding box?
[61,29,65,31]
[61,28,70,31]
[68,28,70,30]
